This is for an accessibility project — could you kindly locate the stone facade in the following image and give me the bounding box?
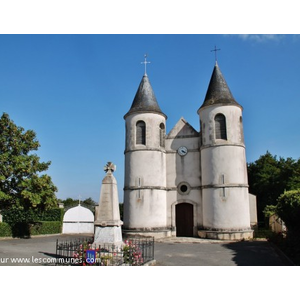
[123,63,256,240]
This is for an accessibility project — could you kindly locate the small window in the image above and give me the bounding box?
[136,121,146,145]
[177,182,191,195]
[215,114,227,140]
[239,116,244,143]
[159,123,165,147]
[180,185,188,193]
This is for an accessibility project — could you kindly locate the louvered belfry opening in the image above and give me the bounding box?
[215,113,227,140]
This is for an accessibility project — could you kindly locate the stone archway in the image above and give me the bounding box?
[175,203,194,237]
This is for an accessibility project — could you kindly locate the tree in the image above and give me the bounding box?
[262,190,300,265]
[276,190,300,234]
[247,151,300,224]
[59,197,78,208]
[82,197,97,207]
[59,197,97,213]
[0,113,58,211]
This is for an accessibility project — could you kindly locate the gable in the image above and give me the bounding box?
[167,117,199,139]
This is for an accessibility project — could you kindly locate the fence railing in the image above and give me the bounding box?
[55,237,154,266]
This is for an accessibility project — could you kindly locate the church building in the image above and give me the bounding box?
[123,61,256,240]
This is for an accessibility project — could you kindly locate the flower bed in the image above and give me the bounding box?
[56,237,154,266]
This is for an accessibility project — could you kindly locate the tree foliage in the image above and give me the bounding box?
[0,113,58,211]
[247,151,300,223]
[264,190,300,265]
[276,189,300,234]
[59,197,97,212]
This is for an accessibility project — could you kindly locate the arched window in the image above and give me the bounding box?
[136,121,146,145]
[159,123,165,147]
[215,114,227,140]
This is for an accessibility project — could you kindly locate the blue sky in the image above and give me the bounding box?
[1,34,300,202]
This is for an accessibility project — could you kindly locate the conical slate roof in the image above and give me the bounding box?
[124,74,166,118]
[199,62,242,110]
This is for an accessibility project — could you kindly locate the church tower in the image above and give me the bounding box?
[123,72,169,237]
[198,62,253,239]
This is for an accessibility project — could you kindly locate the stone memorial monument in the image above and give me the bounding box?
[94,162,123,246]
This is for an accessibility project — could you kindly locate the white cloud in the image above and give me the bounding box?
[237,34,284,43]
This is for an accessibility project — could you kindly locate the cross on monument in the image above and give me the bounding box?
[104,162,116,174]
[141,54,151,75]
[211,46,221,62]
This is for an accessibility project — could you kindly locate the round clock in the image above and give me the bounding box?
[178,146,188,156]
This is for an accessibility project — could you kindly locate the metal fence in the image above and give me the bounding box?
[55,237,154,266]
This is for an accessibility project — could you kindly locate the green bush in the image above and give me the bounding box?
[267,189,300,265]
[1,208,64,237]
[253,227,274,239]
[276,189,300,234]
[36,208,64,222]
[2,208,37,225]
[30,221,62,235]
[0,222,12,237]
[2,209,35,237]
[2,208,64,224]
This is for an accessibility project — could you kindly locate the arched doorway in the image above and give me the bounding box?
[175,203,194,237]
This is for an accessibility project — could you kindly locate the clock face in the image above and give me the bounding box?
[178,146,188,156]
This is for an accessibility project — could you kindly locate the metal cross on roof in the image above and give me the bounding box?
[211,46,221,62]
[141,54,151,75]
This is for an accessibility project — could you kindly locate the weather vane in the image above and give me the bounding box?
[141,54,151,75]
[211,46,221,62]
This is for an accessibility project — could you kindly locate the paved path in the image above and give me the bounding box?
[0,234,292,266]
[0,234,91,266]
[155,237,291,266]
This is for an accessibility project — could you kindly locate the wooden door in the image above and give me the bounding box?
[176,203,193,237]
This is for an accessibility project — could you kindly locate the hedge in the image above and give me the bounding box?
[2,208,64,224]
[30,221,62,235]
[0,208,64,237]
[0,222,12,237]
[40,208,64,222]
[0,221,61,237]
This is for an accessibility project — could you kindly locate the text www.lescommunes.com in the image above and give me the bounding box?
[0,256,57,264]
